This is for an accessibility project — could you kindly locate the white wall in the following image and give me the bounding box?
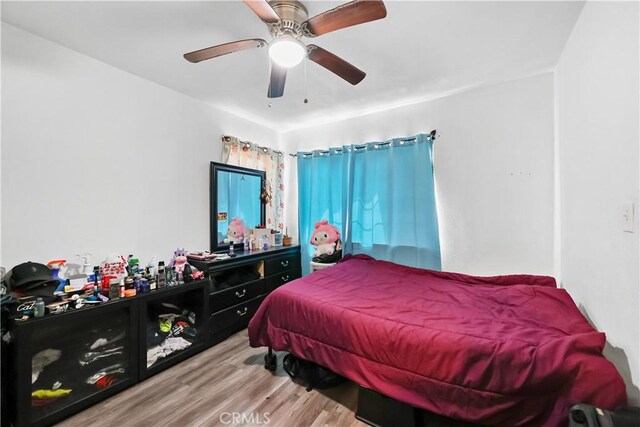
[556,1,640,404]
[1,24,278,269]
[282,73,556,277]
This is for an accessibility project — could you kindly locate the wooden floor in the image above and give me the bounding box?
[58,330,367,427]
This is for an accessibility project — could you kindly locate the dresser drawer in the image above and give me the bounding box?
[264,253,301,276]
[210,279,265,314]
[266,269,301,292]
[209,296,264,335]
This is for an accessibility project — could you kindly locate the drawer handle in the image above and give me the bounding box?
[281,275,290,282]
[281,260,289,267]
[235,289,246,298]
[237,307,248,316]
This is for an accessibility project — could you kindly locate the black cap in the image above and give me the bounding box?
[8,262,58,291]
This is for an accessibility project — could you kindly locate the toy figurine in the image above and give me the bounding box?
[310,220,343,263]
[168,248,189,274]
[168,248,203,282]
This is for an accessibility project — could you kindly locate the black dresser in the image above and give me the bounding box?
[189,245,301,345]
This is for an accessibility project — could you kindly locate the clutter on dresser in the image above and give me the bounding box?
[0,247,206,322]
[2,245,301,427]
[251,226,271,245]
[186,251,218,260]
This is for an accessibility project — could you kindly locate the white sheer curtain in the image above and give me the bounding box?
[221,136,285,232]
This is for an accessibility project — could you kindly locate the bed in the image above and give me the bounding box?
[248,255,627,426]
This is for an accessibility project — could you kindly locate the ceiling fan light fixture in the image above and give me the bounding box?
[268,37,305,68]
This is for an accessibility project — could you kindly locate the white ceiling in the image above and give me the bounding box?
[2,1,583,132]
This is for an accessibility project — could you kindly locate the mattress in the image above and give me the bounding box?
[248,255,627,426]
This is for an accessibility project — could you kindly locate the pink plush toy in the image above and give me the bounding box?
[310,220,341,258]
[224,217,247,244]
[168,248,189,274]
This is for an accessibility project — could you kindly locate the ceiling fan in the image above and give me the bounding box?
[183,0,387,98]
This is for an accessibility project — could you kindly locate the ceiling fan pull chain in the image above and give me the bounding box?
[304,55,309,104]
[268,57,273,105]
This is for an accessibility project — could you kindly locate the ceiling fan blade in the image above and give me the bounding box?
[304,0,387,37]
[307,45,365,85]
[268,63,287,98]
[184,39,266,63]
[243,0,280,23]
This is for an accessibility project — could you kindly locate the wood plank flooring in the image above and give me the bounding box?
[57,330,367,427]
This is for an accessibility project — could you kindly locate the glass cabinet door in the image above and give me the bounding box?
[139,280,208,379]
[16,300,137,427]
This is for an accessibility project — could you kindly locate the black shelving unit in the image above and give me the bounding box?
[5,298,139,427]
[137,279,209,380]
[2,246,302,427]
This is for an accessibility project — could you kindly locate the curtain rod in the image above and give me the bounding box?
[222,135,286,157]
[289,129,438,158]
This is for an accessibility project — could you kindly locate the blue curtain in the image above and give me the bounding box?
[297,133,440,275]
[297,147,350,274]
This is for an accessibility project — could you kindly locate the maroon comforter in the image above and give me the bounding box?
[248,255,626,426]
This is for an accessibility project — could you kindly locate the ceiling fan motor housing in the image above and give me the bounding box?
[267,0,311,38]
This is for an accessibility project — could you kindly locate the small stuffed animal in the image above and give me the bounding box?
[224,217,246,244]
[310,220,341,258]
[168,248,189,274]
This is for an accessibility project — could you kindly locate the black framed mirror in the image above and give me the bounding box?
[210,162,266,252]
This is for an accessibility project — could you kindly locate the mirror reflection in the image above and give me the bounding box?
[216,170,262,245]
[210,161,265,252]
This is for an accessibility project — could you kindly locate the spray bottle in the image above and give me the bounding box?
[78,253,93,276]
[78,253,93,286]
